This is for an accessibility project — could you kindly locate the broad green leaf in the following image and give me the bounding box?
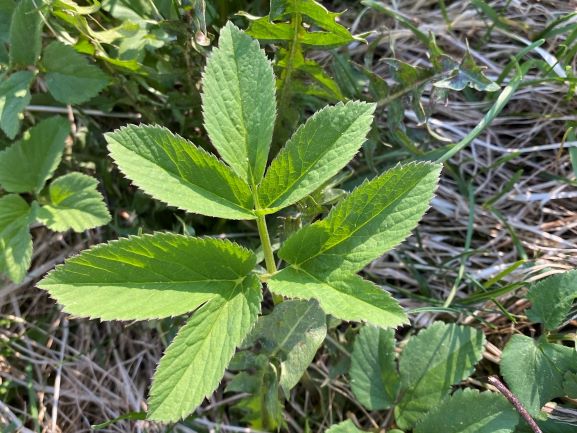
[0,194,33,282]
[414,389,519,433]
[0,0,15,43]
[500,335,577,416]
[350,326,399,410]
[202,22,276,185]
[395,322,486,429]
[245,299,326,394]
[279,162,441,277]
[268,267,407,328]
[147,274,262,422]
[0,71,34,139]
[106,125,255,220]
[0,117,70,192]
[258,101,375,212]
[9,0,43,67]
[43,42,110,104]
[563,371,577,397]
[526,270,577,330]
[326,420,367,433]
[38,233,257,320]
[36,172,111,232]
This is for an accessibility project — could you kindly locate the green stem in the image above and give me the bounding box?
[256,214,277,275]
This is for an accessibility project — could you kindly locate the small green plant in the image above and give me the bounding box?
[38,22,441,422]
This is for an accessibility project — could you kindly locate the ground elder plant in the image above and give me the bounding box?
[38,22,441,423]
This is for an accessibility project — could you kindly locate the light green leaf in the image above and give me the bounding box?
[147,274,262,422]
[268,267,407,328]
[279,162,441,277]
[350,326,399,410]
[326,420,367,433]
[395,322,486,429]
[500,335,577,416]
[245,299,326,394]
[0,194,33,283]
[37,233,257,320]
[43,42,110,104]
[258,102,375,212]
[36,172,111,232]
[526,270,577,330]
[0,117,70,192]
[9,0,43,67]
[106,125,255,220]
[0,71,34,139]
[202,22,276,185]
[414,389,519,433]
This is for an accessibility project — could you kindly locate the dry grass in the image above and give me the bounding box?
[2,1,577,432]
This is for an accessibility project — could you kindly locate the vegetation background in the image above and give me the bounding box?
[1,0,577,432]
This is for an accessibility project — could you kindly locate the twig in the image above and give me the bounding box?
[488,376,542,433]
[51,318,68,433]
[26,104,141,119]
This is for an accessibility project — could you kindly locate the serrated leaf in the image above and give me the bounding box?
[106,125,255,220]
[268,268,407,328]
[414,389,519,433]
[0,117,70,192]
[395,322,486,429]
[43,42,110,104]
[326,420,367,433]
[9,0,43,67]
[500,335,577,416]
[0,194,33,282]
[36,172,111,232]
[258,102,375,212]
[202,22,276,185]
[279,162,441,277]
[0,71,34,139]
[37,233,257,320]
[350,326,399,410]
[245,299,326,394]
[526,270,577,330]
[147,274,262,422]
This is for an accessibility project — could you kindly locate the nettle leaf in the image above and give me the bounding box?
[0,194,34,283]
[43,42,110,104]
[258,101,375,212]
[500,334,577,416]
[414,389,519,433]
[326,420,367,433]
[395,322,486,429]
[9,0,43,67]
[526,270,577,330]
[148,274,262,422]
[268,268,407,328]
[0,71,34,139]
[279,162,441,277]
[0,117,70,192]
[350,326,399,410]
[202,22,276,185]
[38,233,257,320]
[36,172,111,232]
[106,125,255,220]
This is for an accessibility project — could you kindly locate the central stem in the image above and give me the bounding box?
[256,214,277,275]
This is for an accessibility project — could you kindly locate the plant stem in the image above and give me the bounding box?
[256,214,277,275]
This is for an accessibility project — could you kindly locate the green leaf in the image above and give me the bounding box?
[0,117,70,192]
[43,42,110,104]
[37,233,257,320]
[414,389,519,433]
[202,22,276,185]
[147,274,262,422]
[36,172,111,232]
[326,420,367,433]
[9,0,43,67]
[434,50,500,92]
[563,371,577,397]
[395,322,486,429]
[0,0,16,43]
[106,125,256,220]
[279,162,441,277]
[0,194,33,282]
[350,326,399,410]
[500,335,577,416]
[245,299,326,394]
[0,71,34,139]
[526,270,577,330]
[268,268,407,328]
[258,101,375,212]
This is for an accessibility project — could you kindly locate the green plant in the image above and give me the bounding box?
[37,22,441,423]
